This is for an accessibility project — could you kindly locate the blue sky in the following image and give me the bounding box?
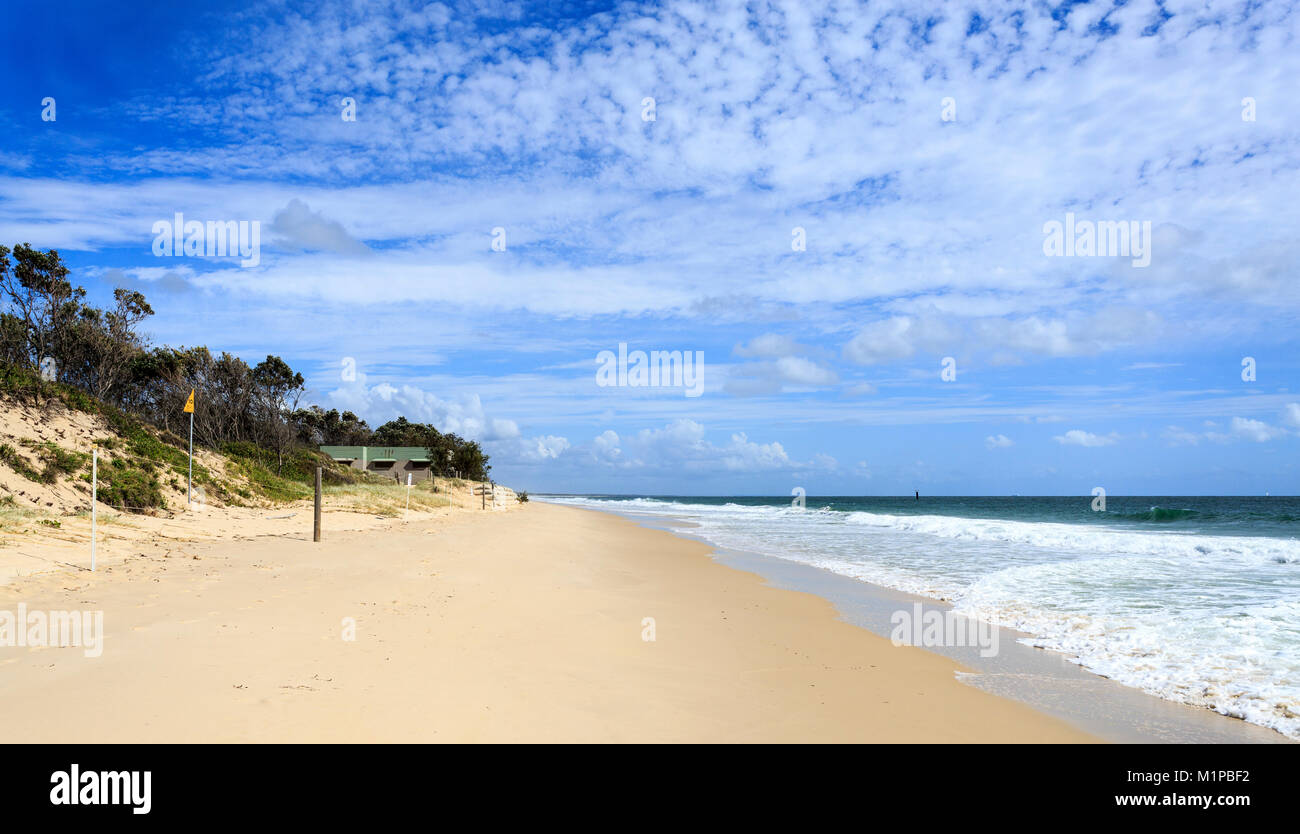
[3,0,1299,495]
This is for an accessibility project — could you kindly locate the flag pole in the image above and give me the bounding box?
[184,388,195,506]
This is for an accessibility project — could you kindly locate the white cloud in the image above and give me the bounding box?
[719,433,791,471]
[269,198,370,255]
[733,334,803,358]
[1230,416,1283,443]
[328,381,519,442]
[985,434,1014,449]
[1054,430,1118,447]
[592,430,621,461]
[1170,408,1297,445]
[516,435,571,462]
[724,355,838,395]
[1162,426,1202,447]
[843,317,928,365]
[574,419,831,474]
[772,356,837,386]
[1122,362,1183,371]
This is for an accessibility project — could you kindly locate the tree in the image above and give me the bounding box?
[251,355,305,474]
[62,287,154,402]
[0,243,492,486]
[0,244,82,384]
[371,416,437,447]
[447,436,490,481]
[0,247,24,367]
[293,407,372,446]
[368,418,491,479]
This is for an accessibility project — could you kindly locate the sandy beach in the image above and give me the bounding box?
[0,500,1095,743]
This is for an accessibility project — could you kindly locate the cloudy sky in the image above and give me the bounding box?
[3,0,1299,494]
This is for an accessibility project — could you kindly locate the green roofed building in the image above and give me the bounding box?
[320,446,437,482]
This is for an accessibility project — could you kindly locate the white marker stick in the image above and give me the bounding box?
[91,448,97,572]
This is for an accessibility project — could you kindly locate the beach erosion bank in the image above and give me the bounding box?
[0,501,1094,743]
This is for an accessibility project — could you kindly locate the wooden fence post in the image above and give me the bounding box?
[313,467,322,542]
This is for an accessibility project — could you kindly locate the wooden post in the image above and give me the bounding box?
[481,481,485,510]
[313,467,322,542]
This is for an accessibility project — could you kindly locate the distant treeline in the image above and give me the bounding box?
[0,244,491,480]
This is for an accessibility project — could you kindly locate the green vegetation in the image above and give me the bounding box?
[0,441,42,482]
[0,243,496,511]
[293,411,492,481]
[517,491,529,503]
[220,444,312,503]
[96,457,165,512]
[22,440,89,483]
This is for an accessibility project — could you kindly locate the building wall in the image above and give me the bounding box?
[319,446,437,482]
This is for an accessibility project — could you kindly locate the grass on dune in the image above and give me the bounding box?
[0,495,37,533]
[321,480,470,516]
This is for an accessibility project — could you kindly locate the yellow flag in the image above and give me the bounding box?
[183,389,195,413]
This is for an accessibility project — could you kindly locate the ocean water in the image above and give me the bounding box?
[538,494,1300,740]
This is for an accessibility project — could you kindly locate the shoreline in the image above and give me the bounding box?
[571,501,1291,744]
[1,501,1096,742]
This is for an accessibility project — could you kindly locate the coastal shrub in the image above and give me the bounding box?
[97,458,165,512]
[1,359,314,509]
[222,441,331,482]
[223,441,367,494]
[517,491,529,502]
[0,363,43,401]
[0,442,42,482]
[222,452,311,503]
[26,441,89,484]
